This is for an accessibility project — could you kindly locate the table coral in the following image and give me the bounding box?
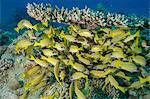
[27,3,146,29]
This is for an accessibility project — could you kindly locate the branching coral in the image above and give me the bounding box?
[13,19,150,99]
[26,3,146,29]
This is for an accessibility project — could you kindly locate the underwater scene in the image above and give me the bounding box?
[0,0,150,99]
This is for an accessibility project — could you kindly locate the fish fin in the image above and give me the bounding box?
[34,42,39,46]
[42,21,48,27]
[32,25,38,31]
[14,27,20,33]
[29,55,35,60]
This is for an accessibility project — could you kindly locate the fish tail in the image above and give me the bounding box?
[118,86,127,93]
[34,42,39,46]
[32,25,38,31]
[42,21,48,27]
[41,55,47,61]
[14,27,20,33]
[29,55,35,60]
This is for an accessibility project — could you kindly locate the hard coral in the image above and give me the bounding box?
[27,3,146,29]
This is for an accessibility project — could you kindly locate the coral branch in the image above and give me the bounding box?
[26,3,146,29]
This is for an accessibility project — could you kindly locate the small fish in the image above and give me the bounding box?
[25,73,45,90]
[108,75,127,93]
[42,49,57,57]
[74,80,86,99]
[43,26,54,38]
[41,55,59,66]
[29,80,47,96]
[29,55,49,68]
[85,52,100,59]
[102,76,109,91]
[54,42,66,51]
[132,55,146,66]
[69,45,83,53]
[110,29,126,37]
[71,72,87,80]
[78,29,94,38]
[34,38,50,48]
[69,82,73,99]
[90,68,115,78]
[22,66,41,78]
[15,39,33,53]
[94,33,99,44]
[69,61,86,72]
[15,19,37,32]
[93,64,108,70]
[128,76,150,89]
[100,28,111,34]
[54,64,62,85]
[59,70,66,82]
[124,30,140,43]
[90,45,102,52]
[42,21,49,27]
[27,30,37,39]
[111,32,130,45]
[111,51,125,58]
[115,71,131,81]
[76,53,91,65]
[60,31,78,42]
[112,60,137,72]
[78,37,90,46]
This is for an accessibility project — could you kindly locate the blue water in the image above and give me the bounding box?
[0,0,149,30]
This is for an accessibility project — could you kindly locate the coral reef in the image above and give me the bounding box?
[10,19,150,99]
[27,3,146,29]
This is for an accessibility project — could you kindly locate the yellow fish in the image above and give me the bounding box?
[108,75,127,93]
[74,80,86,99]
[90,68,115,78]
[54,42,66,51]
[22,66,41,78]
[115,71,131,81]
[93,64,108,70]
[71,72,87,80]
[111,51,125,58]
[42,49,58,57]
[29,80,47,96]
[132,55,146,66]
[76,53,91,65]
[25,73,45,90]
[111,32,130,45]
[69,45,83,53]
[34,38,50,48]
[78,29,94,38]
[90,45,102,52]
[78,37,90,46]
[29,55,49,68]
[27,30,37,39]
[59,70,66,82]
[112,60,137,72]
[54,64,62,85]
[69,82,73,99]
[110,29,126,37]
[15,39,33,53]
[124,30,140,43]
[15,19,37,32]
[100,28,111,34]
[69,61,86,72]
[41,55,59,66]
[43,26,54,38]
[128,76,150,89]
[60,31,78,42]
